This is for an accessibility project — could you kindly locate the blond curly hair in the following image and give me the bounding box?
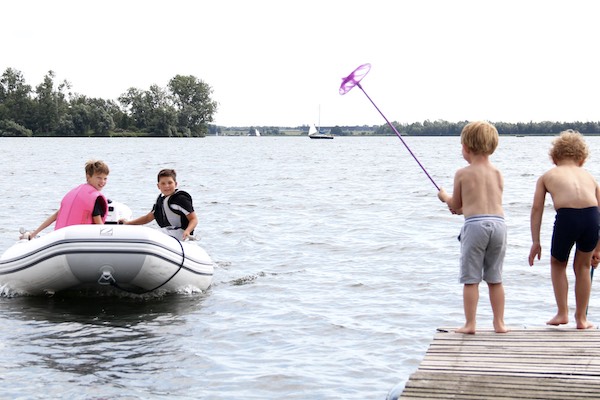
[549,129,589,165]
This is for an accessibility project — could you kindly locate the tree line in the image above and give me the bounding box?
[329,120,600,136]
[2,67,599,137]
[382,120,600,136]
[0,68,218,137]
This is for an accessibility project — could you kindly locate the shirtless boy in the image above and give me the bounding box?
[528,129,600,329]
[438,120,508,334]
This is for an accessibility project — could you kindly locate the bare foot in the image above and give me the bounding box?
[494,324,510,333]
[576,320,596,330]
[455,325,476,334]
[546,314,568,326]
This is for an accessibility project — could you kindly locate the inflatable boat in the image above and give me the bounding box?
[0,202,214,296]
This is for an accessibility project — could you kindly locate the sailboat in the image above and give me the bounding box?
[308,106,333,139]
[308,124,332,139]
[249,128,261,137]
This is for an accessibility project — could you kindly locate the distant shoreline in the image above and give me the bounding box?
[4,132,597,138]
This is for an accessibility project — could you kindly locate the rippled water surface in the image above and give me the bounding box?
[2,135,600,399]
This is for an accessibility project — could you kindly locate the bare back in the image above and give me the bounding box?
[454,159,504,218]
[540,164,599,209]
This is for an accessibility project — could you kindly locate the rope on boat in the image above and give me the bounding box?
[105,236,186,295]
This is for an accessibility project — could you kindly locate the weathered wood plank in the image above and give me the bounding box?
[401,372,600,399]
[399,327,600,399]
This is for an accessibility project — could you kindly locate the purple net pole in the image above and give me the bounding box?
[356,82,439,191]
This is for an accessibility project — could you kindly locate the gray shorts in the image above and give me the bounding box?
[459,215,507,284]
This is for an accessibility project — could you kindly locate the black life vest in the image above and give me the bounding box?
[154,190,193,233]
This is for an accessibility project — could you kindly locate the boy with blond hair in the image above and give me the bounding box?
[529,129,600,329]
[28,160,110,238]
[438,120,508,334]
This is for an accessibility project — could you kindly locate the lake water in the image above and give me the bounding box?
[1,135,600,399]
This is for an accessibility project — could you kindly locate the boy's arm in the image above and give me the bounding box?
[592,241,600,268]
[438,172,463,215]
[595,180,600,212]
[122,212,155,226]
[29,210,59,239]
[528,176,547,266]
[182,211,198,240]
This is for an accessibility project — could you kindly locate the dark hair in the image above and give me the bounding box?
[157,168,177,182]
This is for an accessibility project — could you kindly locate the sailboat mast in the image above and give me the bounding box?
[318,104,321,132]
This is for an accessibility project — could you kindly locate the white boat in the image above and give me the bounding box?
[0,202,214,296]
[249,128,261,136]
[308,124,333,139]
[308,105,333,139]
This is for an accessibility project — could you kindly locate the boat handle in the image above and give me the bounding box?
[98,266,116,285]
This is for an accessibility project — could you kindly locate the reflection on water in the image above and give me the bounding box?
[0,293,209,397]
[0,292,206,324]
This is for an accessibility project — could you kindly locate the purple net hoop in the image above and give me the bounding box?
[339,63,371,95]
[338,63,440,190]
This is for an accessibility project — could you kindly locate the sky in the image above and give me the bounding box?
[2,0,599,128]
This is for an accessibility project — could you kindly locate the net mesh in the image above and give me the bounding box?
[339,63,371,95]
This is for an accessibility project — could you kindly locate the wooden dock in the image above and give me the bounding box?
[399,327,600,399]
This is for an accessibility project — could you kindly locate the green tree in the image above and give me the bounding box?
[56,113,76,136]
[119,87,148,130]
[54,96,116,136]
[168,75,218,137]
[330,126,344,136]
[86,97,116,136]
[0,119,33,137]
[146,84,177,136]
[0,68,34,129]
[119,85,177,136]
[34,70,71,135]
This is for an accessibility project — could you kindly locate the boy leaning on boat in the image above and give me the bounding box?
[120,168,198,241]
[25,160,110,239]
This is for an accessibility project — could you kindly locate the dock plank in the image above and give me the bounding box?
[399,327,600,399]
